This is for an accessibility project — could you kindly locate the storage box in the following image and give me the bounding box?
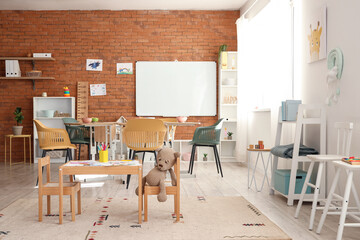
[274,169,311,195]
[281,100,302,121]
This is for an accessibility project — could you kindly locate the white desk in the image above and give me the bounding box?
[247,148,272,192]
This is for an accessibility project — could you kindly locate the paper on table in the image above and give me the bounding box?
[65,160,140,167]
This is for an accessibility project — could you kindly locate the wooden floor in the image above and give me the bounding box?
[0,161,358,240]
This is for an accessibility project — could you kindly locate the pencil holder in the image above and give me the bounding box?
[99,150,108,163]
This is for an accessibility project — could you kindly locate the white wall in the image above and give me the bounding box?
[298,0,360,196]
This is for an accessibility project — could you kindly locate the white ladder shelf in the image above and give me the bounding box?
[270,104,326,206]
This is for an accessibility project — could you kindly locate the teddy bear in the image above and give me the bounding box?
[135,147,180,202]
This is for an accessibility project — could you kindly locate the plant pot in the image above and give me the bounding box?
[228,136,232,140]
[203,157,208,162]
[13,126,23,135]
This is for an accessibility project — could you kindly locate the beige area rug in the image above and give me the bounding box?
[0,196,290,240]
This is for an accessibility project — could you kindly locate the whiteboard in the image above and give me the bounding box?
[136,61,216,116]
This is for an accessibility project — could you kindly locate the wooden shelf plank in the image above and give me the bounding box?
[0,77,55,80]
[0,57,55,61]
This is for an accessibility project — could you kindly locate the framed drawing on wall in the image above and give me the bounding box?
[307,5,327,63]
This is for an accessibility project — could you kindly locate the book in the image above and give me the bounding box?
[286,100,302,121]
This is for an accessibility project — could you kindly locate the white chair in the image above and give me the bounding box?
[294,122,353,230]
[316,161,360,240]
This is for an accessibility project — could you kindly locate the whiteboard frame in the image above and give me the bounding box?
[136,61,217,117]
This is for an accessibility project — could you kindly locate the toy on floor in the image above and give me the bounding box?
[135,147,180,202]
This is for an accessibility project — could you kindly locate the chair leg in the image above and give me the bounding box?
[214,145,223,177]
[71,190,76,221]
[142,152,145,164]
[189,145,196,174]
[213,146,220,174]
[65,149,68,163]
[144,191,148,222]
[309,162,324,230]
[78,144,81,160]
[126,151,136,189]
[88,144,91,160]
[295,161,315,219]
[47,195,51,215]
[38,194,42,222]
[78,188,82,214]
[175,193,180,222]
[154,151,157,165]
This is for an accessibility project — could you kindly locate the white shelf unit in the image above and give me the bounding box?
[33,97,75,163]
[270,104,326,206]
[219,51,238,161]
[172,139,216,162]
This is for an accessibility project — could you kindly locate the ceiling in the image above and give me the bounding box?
[0,0,247,11]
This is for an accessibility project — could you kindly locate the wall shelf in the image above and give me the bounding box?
[0,57,55,90]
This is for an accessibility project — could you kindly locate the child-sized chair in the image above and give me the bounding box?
[144,157,181,222]
[38,156,81,222]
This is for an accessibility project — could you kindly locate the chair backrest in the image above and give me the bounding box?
[34,120,72,149]
[334,122,353,156]
[62,118,79,124]
[123,119,166,151]
[38,156,51,188]
[191,118,224,145]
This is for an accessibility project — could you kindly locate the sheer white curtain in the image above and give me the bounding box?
[235,0,293,161]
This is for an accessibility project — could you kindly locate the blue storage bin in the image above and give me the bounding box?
[274,169,311,195]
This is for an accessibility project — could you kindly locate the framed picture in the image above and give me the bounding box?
[306,5,327,63]
[90,84,106,96]
[117,63,133,75]
[86,59,103,71]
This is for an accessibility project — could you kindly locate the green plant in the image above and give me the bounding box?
[227,132,233,137]
[218,44,228,62]
[203,153,208,157]
[13,107,24,126]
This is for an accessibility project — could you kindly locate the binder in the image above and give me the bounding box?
[13,60,21,77]
[5,60,10,77]
[9,60,14,77]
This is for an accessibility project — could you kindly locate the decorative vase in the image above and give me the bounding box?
[13,126,23,135]
[228,136,232,140]
[203,157,208,162]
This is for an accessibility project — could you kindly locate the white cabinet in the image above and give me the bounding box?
[218,51,238,161]
[33,97,75,163]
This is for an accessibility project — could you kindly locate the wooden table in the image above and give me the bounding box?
[163,122,201,147]
[58,160,142,224]
[4,134,31,166]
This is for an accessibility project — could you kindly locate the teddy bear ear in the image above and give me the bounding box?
[155,148,162,152]
[174,152,181,158]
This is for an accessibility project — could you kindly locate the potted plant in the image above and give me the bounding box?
[227,131,233,140]
[203,153,208,162]
[13,107,24,135]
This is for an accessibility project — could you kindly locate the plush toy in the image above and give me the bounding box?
[135,147,180,202]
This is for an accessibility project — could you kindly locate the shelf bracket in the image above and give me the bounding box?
[32,60,36,90]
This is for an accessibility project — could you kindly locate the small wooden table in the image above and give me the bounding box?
[58,160,142,224]
[247,148,272,192]
[4,134,31,166]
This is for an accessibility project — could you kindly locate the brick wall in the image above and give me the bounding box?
[0,10,238,162]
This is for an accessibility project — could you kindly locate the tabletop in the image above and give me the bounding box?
[163,121,201,126]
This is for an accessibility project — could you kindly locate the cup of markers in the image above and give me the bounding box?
[98,143,108,163]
